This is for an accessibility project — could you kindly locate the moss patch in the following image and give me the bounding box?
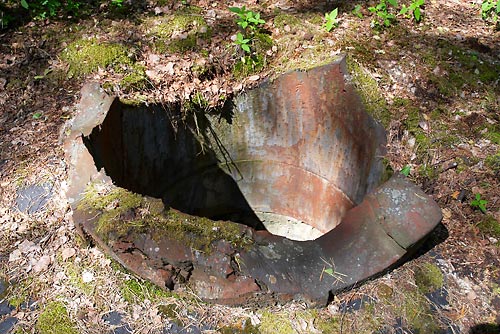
[259,311,295,334]
[401,289,441,333]
[60,38,146,89]
[347,59,391,127]
[414,263,444,294]
[476,215,500,243]
[36,301,78,334]
[78,183,253,253]
[121,277,172,303]
[147,6,211,53]
[486,153,500,174]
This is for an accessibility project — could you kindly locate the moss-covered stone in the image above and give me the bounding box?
[36,301,78,334]
[414,262,444,294]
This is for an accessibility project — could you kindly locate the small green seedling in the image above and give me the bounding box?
[471,193,488,214]
[480,0,500,24]
[229,6,265,31]
[234,32,251,53]
[353,4,363,18]
[32,112,43,119]
[369,0,398,28]
[323,8,339,32]
[111,0,124,7]
[21,0,29,9]
[400,165,411,176]
[400,0,425,23]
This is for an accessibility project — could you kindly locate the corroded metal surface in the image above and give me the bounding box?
[65,55,442,306]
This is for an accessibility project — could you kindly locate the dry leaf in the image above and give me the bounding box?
[61,247,76,261]
[33,255,51,273]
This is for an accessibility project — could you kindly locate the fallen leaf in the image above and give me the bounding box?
[18,240,41,254]
[9,249,22,262]
[248,75,260,82]
[33,255,51,273]
[61,247,76,261]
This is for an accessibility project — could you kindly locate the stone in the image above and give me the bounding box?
[15,182,53,214]
[103,311,123,326]
[0,317,18,333]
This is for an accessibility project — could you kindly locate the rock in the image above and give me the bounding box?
[0,300,14,317]
[0,317,18,333]
[15,182,53,214]
[102,311,123,326]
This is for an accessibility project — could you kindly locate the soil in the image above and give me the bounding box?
[0,0,499,333]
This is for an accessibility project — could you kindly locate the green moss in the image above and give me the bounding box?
[381,158,394,182]
[121,277,173,303]
[148,7,210,53]
[8,278,32,309]
[61,38,130,77]
[418,164,439,180]
[273,13,302,29]
[314,314,340,333]
[233,54,266,78]
[36,301,78,334]
[476,215,500,243]
[60,38,146,89]
[485,153,500,173]
[259,311,295,334]
[401,289,441,333]
[79,183,253,253]
[347,59,391,127]
[414,263,444,294]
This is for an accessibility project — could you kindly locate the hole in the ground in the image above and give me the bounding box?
[82,67,386,241]
[66,56,444,305]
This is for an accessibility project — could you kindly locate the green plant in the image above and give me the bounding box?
[400,0,424,22]
[471,193,488,214]
[235,32,251,53]
[229,6,265,31]
[229,6,272,76]
[400,165,411,176]
[353,4,363,18]
[323,8,339,32]
[368,0,398,28]
[111,0,124,7]
[480,0,500,24]
[20,0,82,19]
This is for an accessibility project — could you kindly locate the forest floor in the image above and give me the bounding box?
[0,0,499,333]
